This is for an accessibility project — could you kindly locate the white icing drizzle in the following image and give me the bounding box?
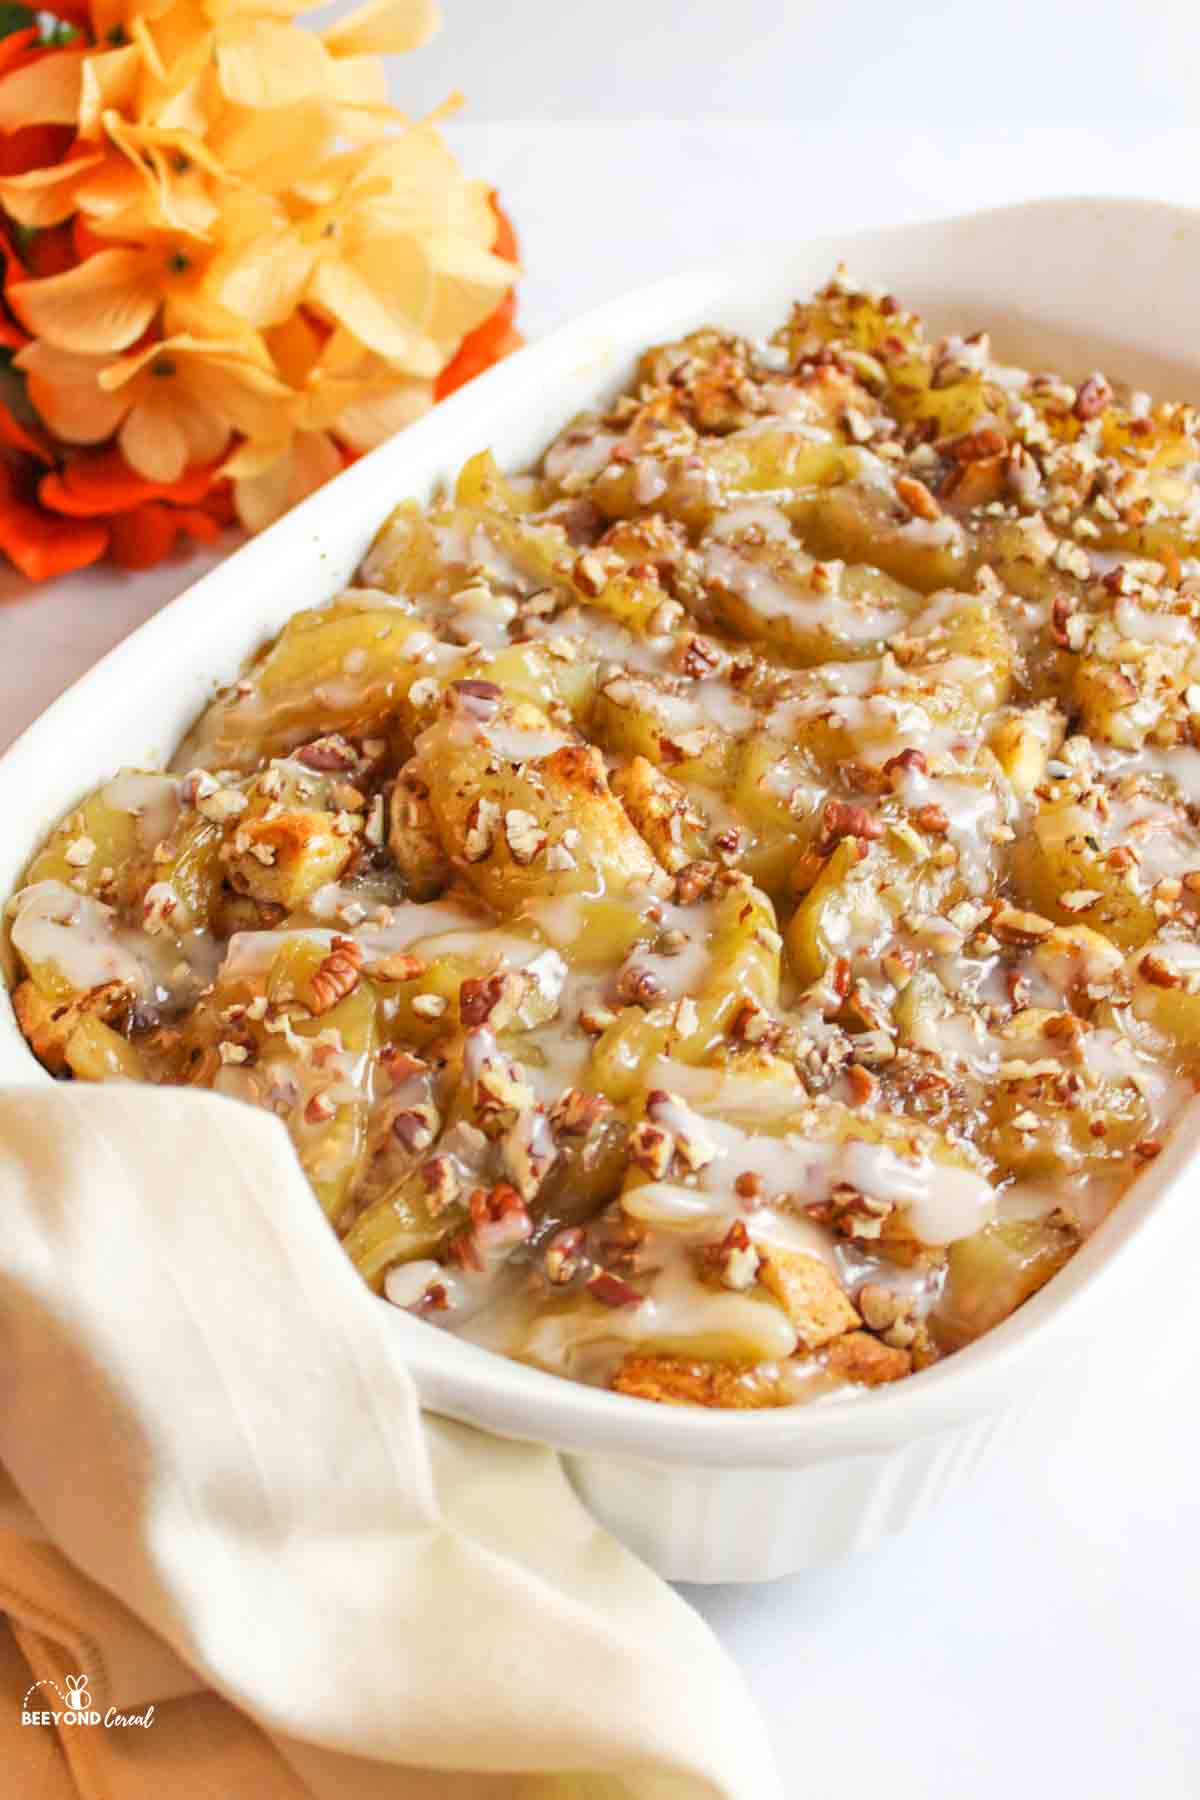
[10,881,149,995]
[703,540,909,644]
[101,771,181,847]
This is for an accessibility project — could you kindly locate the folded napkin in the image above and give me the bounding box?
[0,1086,782,1800]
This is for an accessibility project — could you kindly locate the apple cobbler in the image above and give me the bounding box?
[10,268,1200,1407]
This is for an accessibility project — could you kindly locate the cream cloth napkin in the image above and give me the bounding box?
[0,1085,783,1800]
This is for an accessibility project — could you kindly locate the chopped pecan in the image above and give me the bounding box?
[587,1270,643,1308]
[450,678,502,720]
[309,935,363,1014]
[548,1087,613,1136]
[948,425,1007,461]
[816,799,882,855]
[378,1045,427,1088]
[895,475,941,521]
[1139,952,1182,989]
[809,1179,895,1241]
[856,1282,918,1348]
[421,1155,462,1214]
[501,1105,558,1200]
[463,795,500,863]
[1050,594,1077,649]
[366,950,427,983]
[674,859,719,904]
[991,904,1055,947]
[914,803,949,835]
[627,1119,674,1177]
[882,747,928,781]
[504,807,547,865]
[391,1105,437,1154]
[544,1226,585,1285]
[1074,374,1112,421]
[460,971,526,1029]
[296,734,359,773]
[616,963,662,1006]
[702,1220,762,1291]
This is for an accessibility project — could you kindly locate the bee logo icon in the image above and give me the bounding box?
[64,1675,91,1711]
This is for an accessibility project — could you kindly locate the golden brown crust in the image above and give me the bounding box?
[12,978,129,1075]
[754,1246,860,1349]
[611,1354,790,1409]
[611,755,705,875]
[227,809,356,908]
[388,767,451,900]
[824,1331,913,1387]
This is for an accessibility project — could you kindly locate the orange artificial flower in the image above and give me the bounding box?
[18,333,291,481]
[0,459,108,579]
[0,0,523,580]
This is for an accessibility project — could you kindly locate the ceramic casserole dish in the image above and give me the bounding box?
[2,195,1198,1582]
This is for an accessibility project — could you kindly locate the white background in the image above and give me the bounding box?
[3,3,1200,1793]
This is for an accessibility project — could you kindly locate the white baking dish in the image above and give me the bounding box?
[3,195,1199,1582]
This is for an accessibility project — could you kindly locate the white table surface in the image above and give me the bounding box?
[3,117,1199,1799]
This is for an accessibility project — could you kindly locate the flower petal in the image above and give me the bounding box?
[73,157,146,224]
[14,340,131,443]
[209,185,288,252]
[342,127,480,236]
[172,391,232,467]
[78,45,141,138]
[233,428,342,532]
[0,122,74,178]
[97,333,296,447]
[214,20,329,109]
[0,387,55,462]
[434,297,520,399]
[120,389,192,483]
[207,228,316,328]
[99,331,278,388]
[289,143,370,207]
[322,0,439,57]
[152,68,217,138]
[423,234,517,357]
[40,448,216,515]
[107,500,182,570]
[328,56,405,140]
[308,250,440,372]
[8,249,158,354]
[105,114,232,183]
[162,287,275,356]
[106,498,224,570]
[0,463,108,582]
[204,0,310,18]
[129,14,168,83]
[22,223,79,279]
[264,309,325,386]
[100,115,228,239]
[333,374,431,450]
[490,192,519,264]
[190,355,295,439]
[207,97,334,189]
[327,53,389,108]
[0,48,87,131]
[231,445,293,532]
[0,27,42,82]
[0,153,104,228]
[221,432,290,480]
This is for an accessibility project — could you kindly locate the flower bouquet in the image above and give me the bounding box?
[0,0,520,580]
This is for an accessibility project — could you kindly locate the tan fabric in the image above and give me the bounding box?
[0,1086,780,1800]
